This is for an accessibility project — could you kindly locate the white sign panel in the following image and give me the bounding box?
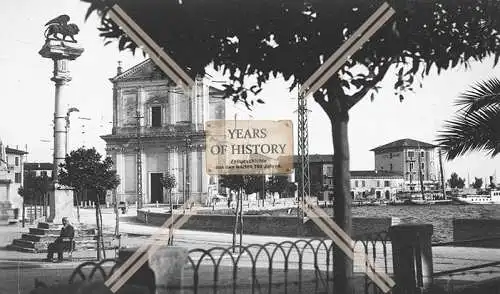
[205,120,294,175]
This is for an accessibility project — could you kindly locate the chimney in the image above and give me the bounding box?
[117,61,123,75]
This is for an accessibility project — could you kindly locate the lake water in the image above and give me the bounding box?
[351,204,500,242]
[209,203,500,242]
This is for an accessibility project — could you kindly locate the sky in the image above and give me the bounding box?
[1,0,500,184]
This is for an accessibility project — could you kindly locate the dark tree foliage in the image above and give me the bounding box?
[84,0,500,105]
[219,174,264,195]
[448,172,465,189]
[266,175,290,198]
[160,172,177,193]
[437,77,500,160]
[58,147,120,260]
[472,177,483,189]
[59,147,120,197]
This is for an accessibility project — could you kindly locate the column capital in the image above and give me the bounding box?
[39,39,84,61]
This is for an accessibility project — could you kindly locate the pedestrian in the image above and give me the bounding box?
[43,217,74,262]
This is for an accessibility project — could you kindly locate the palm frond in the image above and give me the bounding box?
[436,105,500,160]
[456,77,500,114]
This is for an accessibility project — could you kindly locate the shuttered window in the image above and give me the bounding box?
[152,106,162,127]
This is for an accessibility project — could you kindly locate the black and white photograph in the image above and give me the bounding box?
[2,0,500,293]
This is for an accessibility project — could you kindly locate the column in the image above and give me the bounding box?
[178,152,185,203]
[389,224,434,294]
[201,148,208,194]
[168,149,178,198]
[171,87,183,124]
[190,149,199,202]
[39,39,83,223]
[112,86,118,133]
[202,79,210,126]
[141,150,147,204]
[116,152,124,198]
[52,59,71,181]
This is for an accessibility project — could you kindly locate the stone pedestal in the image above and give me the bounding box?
[389,224,434,294]
[47,184,75,223]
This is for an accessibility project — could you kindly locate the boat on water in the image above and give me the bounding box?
[409,199,453,205]
[454,190,500,204]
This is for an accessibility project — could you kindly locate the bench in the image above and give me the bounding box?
[61,237,76,261]
[59,234,123,261]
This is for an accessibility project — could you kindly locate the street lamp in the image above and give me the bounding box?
[65,107,79,155]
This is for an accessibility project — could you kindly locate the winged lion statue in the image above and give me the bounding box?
[44,14,80,42]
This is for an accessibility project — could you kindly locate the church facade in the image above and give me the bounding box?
[102,59,226,205]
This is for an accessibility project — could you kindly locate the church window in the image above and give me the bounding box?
[15,173,21,183]
[151,106,162,127]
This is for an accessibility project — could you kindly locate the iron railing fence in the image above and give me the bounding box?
[67,235,393,294]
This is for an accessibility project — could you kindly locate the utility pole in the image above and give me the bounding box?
[296,91,311,234]
[135,110,144,209]
[438,149,446,199]
[184,135,192,207]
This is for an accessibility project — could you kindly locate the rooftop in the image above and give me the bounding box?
[370,138,436,152]
[5,147,28,155]
[351,170,403,178]
[24,162,53,170]
[293,154,333,164]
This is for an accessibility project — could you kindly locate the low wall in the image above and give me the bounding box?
[453,219,500,248]
[137,210,397,240]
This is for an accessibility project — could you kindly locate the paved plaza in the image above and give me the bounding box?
[1,208,500,293]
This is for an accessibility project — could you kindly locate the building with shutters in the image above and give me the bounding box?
[0,140,27,212]
[101,59,226,205]
[370,138,440,191]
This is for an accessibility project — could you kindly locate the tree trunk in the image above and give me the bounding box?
[42,193,45,217]
[34,195,37,220]
[22,198,25,228]
[232,190,240,253]
[331,110,353,294]
[98,200,106,259]
[169,189,173,245]
[95,201,101,261]
[75,190,81,224]
[239,188,243,250]
[114,191,119,236]
[44,193,48,218]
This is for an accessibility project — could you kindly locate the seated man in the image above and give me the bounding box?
[43,217,75,262]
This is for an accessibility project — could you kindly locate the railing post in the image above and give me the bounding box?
[118,246,188,294]
[389,224,434,294]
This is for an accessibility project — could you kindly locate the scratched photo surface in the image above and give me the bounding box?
[3,0,500,293]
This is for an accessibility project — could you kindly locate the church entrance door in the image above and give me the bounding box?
[150,173,164,203]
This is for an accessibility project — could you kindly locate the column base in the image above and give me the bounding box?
[47,186,76,224]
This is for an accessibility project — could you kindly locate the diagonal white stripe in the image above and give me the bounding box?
[105,199,195,290]
[299,2,395,98]
[302,198,396,292]
[109,212,194,293]
[299,2,392,96]
[303,7,395,98]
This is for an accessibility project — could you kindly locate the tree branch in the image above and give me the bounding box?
[346,60,393,110]
[313,92,334,118]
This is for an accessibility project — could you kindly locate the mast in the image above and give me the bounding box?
[438,149,446,199]
[417,145,425,200]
